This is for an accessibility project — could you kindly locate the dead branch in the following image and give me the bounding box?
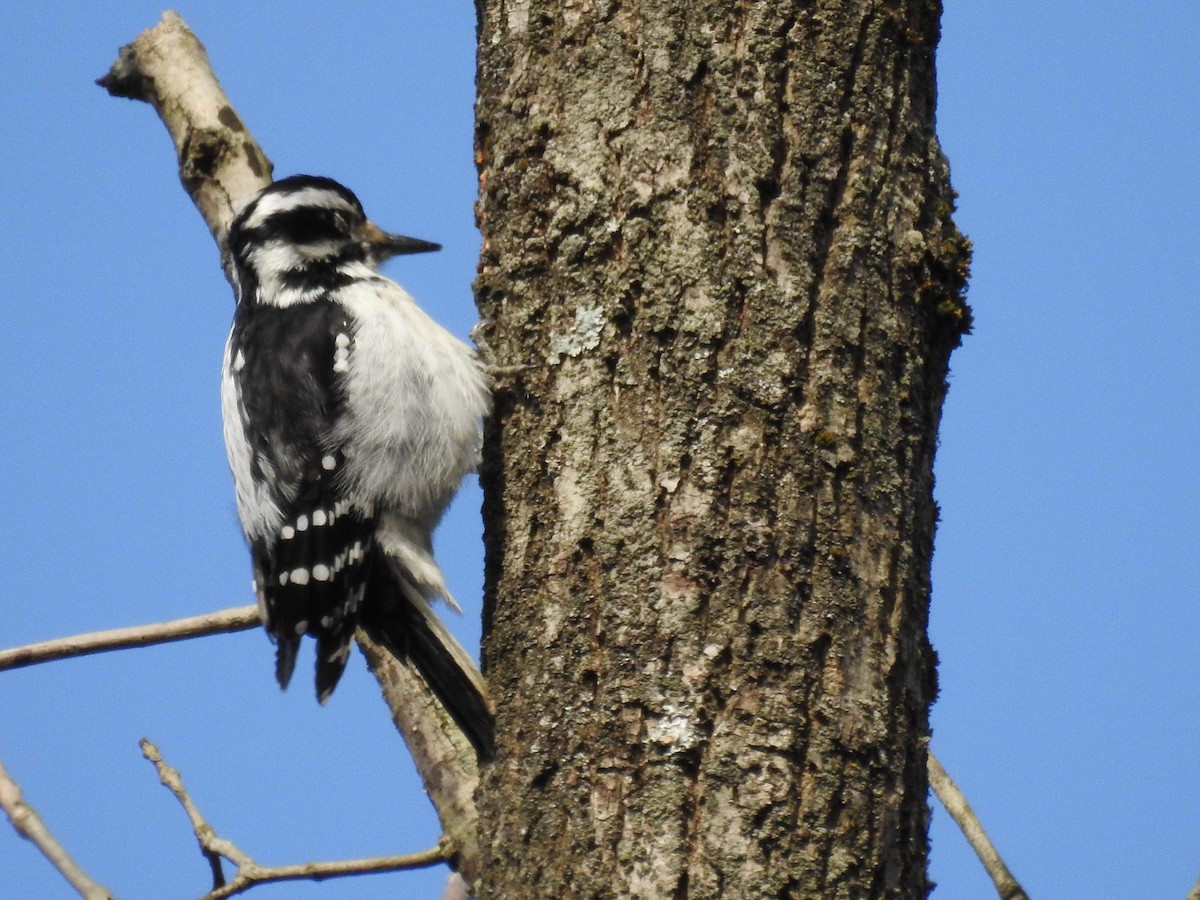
[0,606,259,672]
[139,739,445,899]
[928,751,1029,900]
[0,760,114,900]
[97,10,271,261]
[357,630,482,885]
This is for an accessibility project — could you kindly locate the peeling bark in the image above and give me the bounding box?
[474,0,967,896]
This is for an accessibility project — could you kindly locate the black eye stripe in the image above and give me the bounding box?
[230,203,364,256]
[264,207,347,245]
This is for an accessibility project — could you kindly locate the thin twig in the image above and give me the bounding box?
[928,751,1029,900]
[0,606,259,672]
[1187,871,1200,900]
[0,760,115,900]
[139,739,447,899]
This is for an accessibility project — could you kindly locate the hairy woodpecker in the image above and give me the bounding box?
[220,175,493,752]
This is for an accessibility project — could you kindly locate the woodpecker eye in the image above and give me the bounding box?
[264,207,347,246]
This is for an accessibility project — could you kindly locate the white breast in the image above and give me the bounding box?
[332,274,491,526]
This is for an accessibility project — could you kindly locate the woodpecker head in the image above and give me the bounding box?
[226,175,439,305]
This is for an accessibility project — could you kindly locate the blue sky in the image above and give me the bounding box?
[1,3,1196,898]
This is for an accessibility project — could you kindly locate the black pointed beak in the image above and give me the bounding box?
[361,220,441,260]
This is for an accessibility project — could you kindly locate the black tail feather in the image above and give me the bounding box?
[259,538,493,757]
[314,631,350,704]
[361,560,495,759]
[275,633,300,690]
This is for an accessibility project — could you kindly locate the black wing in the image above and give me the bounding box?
[229,300,374,700]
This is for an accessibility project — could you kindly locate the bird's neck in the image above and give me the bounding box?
[241,257,379,309]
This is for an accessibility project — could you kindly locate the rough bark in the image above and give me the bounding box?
[474,0,968,897]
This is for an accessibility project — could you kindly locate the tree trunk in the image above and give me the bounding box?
[474,0,969,896]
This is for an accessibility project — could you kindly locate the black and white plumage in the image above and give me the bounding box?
[220,175,492,752]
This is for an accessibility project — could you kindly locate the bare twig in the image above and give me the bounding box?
[100,12,486,889]
[928,751,1029,900]
[139,739,446,899]
[0,606,259,672]
[0,760,114,900]
[1187,871,1200,900]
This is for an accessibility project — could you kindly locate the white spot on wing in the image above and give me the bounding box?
[312,509,327,526]
[296,514,309,532]
[321,455,337,471]
[332,337,351,375]
[290,567,310,585]
[281,524,296,540]
[312,564,331,581]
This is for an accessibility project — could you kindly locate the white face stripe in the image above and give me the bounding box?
[239,186,359,231]
[247,239,345,271]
